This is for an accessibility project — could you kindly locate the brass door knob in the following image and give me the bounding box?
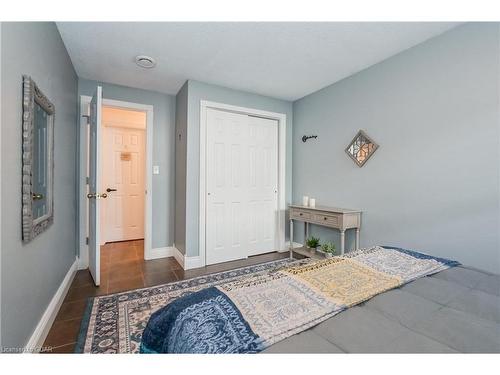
[101,193,107,198]
[32,193,44,200]
[87,193,97,199]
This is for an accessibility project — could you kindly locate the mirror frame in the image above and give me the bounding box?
[22,75,55,242]
[345,129,379,168]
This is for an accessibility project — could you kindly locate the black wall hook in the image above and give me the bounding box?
[302,135,318,143]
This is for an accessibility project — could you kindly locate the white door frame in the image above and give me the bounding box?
[79,95,154,268]
[199,100,287,267]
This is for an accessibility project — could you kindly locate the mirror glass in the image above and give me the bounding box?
[32,102,49,220]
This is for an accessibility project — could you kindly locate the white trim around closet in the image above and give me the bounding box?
[199,100,287,268]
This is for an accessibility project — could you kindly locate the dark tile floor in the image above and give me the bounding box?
[42,240,288,353]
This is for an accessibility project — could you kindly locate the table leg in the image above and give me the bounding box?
[340,230,345,255]
[355,228,360,250]
[289,219,294,259]
[304,222,309,242]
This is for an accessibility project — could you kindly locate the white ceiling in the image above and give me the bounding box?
[57,22,460,101]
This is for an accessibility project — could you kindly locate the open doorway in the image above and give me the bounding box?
[79,93,154,286]
[100,106,147,266]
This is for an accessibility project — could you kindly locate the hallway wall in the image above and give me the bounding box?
[1,22,78,348]
[78,79,176,250]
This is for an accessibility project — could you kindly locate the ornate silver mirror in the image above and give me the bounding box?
[22,76,55,242]
[345,130,379,167]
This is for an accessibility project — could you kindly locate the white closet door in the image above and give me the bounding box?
[206,108,279,265]
[247,116,279,256]
[206,108,249,265]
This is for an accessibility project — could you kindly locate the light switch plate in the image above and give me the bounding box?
[153,165,160,175]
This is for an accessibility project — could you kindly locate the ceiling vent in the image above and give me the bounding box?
[135,55,156,69]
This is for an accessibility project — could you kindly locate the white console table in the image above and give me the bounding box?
[289,204,362,258]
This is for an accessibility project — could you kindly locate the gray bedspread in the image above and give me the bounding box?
[263,266,500,353]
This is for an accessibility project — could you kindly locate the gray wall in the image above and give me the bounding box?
[174,82,188,254]
[292,23,500,274]
[78,79,176,249]
[176,80,294,257]
[1,22,78,347]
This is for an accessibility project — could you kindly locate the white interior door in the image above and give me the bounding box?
[102,125,145,243]
[88,86,102,286]
[205,108,278,265]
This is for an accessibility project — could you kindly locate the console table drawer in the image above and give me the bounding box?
[313,213,340,228]
[290,208,313,221]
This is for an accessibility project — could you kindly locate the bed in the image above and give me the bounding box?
[263,265,500,353]
[139,246,500,353]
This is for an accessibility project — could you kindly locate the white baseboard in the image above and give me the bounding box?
[151,244,297,269]
[25,257,78,353]
[145,246,175,260]
[77,254,88,270]
[77,244,89,269]
[145,247,200,266]
[184,256,203,270]
[150,243,297,268]
[172,246,203,270]
[172,246,184,267]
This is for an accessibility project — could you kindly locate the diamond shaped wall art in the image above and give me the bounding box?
[345,130,379,167]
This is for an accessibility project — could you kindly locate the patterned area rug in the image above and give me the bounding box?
[75,258,296,353]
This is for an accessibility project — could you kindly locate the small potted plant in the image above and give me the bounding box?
[305,236,320,253]
[319,242,336,258]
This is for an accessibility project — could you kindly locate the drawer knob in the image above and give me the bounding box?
[324,217,328,220]
[299,213,303,216]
